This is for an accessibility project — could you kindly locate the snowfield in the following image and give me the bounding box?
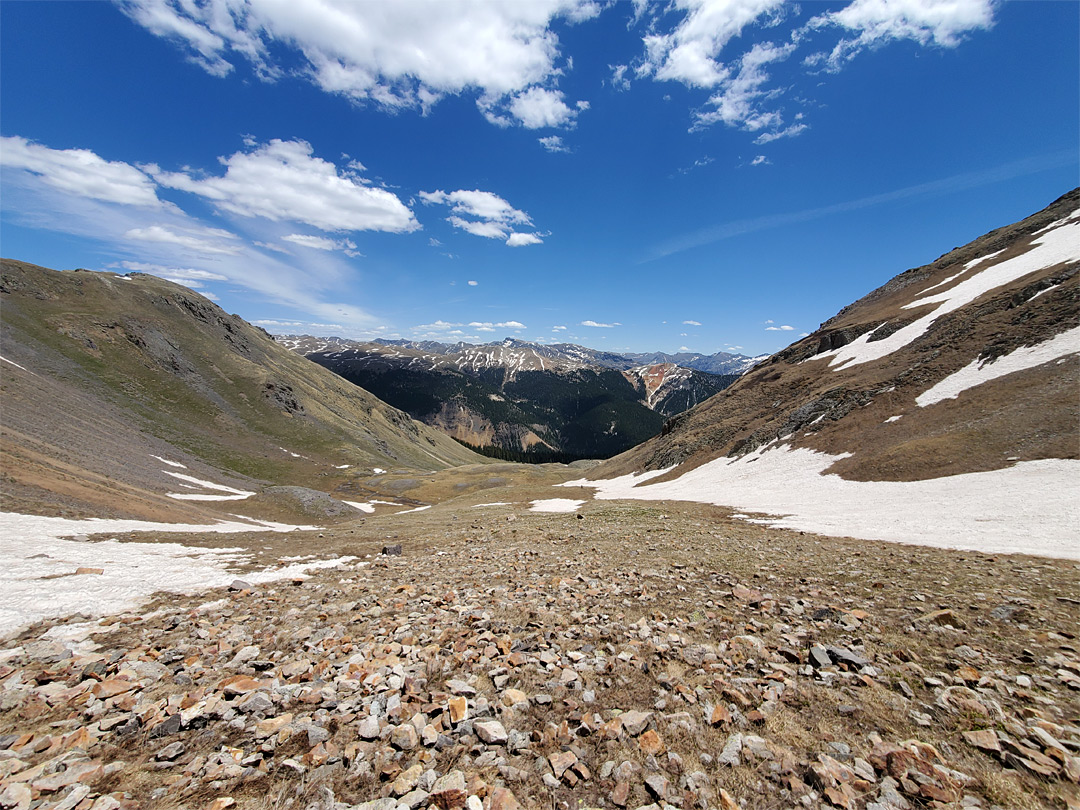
[562,444,1080,560]
[0,513,348,638]
[916,325,1080,406]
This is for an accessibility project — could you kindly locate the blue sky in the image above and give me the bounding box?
[1,0,1076,357]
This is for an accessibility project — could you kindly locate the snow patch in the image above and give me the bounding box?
[163,471,254,501]
[342,501,376,513]
[372,468,386,474]
[1,355,32,373]
[562,445,1079,560]
[151,455,187,469]
[916,326,1080,407]
[394,505,431,515]
[883,416,902,423]
[812,214,1080,370]
[529,499,585,513]
[473,502,512,508]
[0,512,326,637]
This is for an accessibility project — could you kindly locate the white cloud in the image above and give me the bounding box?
[683,319,702,326]
[508,87,586,129]
[631,0,994,141]
[152,139,418,233]
[421,189,531,224]
[421,188,542,245]
[125,224,242,255]
[119,0,600,125]
[282,233,361,256]
[750,154,771,165]
[637,0,784,88]
[581,320,621,328]
[412,320,463,332]
[806,0,996,69]
[552,325,567,331]
[694,41,795,132]
[446,217,508,239]
[539,135,570,153]
[765,324,794,331]
[610,63,631,90]
[679,346,691,351]
[754,123,808,143]
[506,232,544,247]
[428,237,442,246]
[115,261,228,290]
[0,136,163,208]
[467,280,479,286]
[469,320,527,331]
[254,240,292,254]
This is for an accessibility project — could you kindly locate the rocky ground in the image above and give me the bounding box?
[1,501,1078,810]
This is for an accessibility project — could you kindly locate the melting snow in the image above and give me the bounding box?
[163,471,254,501]
[0,512,333,637]
[813,212,1079,370]
[0,355,32,373]
[529,499,585,513]
[916,326,1080,407]
[342,501,376,513]
[151,455,187,469]
[562,445,1079,560]
[473,502,512,508]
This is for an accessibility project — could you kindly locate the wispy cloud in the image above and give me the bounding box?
[643,150,1076,262]
[581,320,621,328]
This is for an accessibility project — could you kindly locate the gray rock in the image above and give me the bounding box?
[717,733,743,766]
[474,720,508,745]
[809,645,832,668]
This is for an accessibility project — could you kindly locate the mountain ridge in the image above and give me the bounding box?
[277,336,742,458]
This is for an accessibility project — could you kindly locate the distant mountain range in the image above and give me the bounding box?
[276,336,758,459]
[278,335,767,376]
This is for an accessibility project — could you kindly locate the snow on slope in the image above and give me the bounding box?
[563,445,1079,560]
[916,325,1080,406]
[0,513,337,637]
[815,211,1079,370]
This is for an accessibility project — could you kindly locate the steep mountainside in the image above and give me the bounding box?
[279,338,736,458]
[0,260,482,520]
[592,188,1079,484]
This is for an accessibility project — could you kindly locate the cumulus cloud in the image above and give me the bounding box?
[0,136,163,208]
[467,280,479,286]
[552,325,567,331]
[581,320,621,328]
[152,139,418,233]
[119,0,598,126]
[683,319,702,326]
[750,154,771,165]
[420,188,544,246]
[766,324,794,331]
[507,88,588,128]
[506,232,544,247]
[469,320,527,332]
[539,135,570,153]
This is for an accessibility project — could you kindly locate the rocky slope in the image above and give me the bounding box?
[278,340,735,459]
[0,501,1077,810]
[0,260,482,521]
[593,188,1079,483]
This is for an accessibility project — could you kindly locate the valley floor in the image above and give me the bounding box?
[1,499,1078,810]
